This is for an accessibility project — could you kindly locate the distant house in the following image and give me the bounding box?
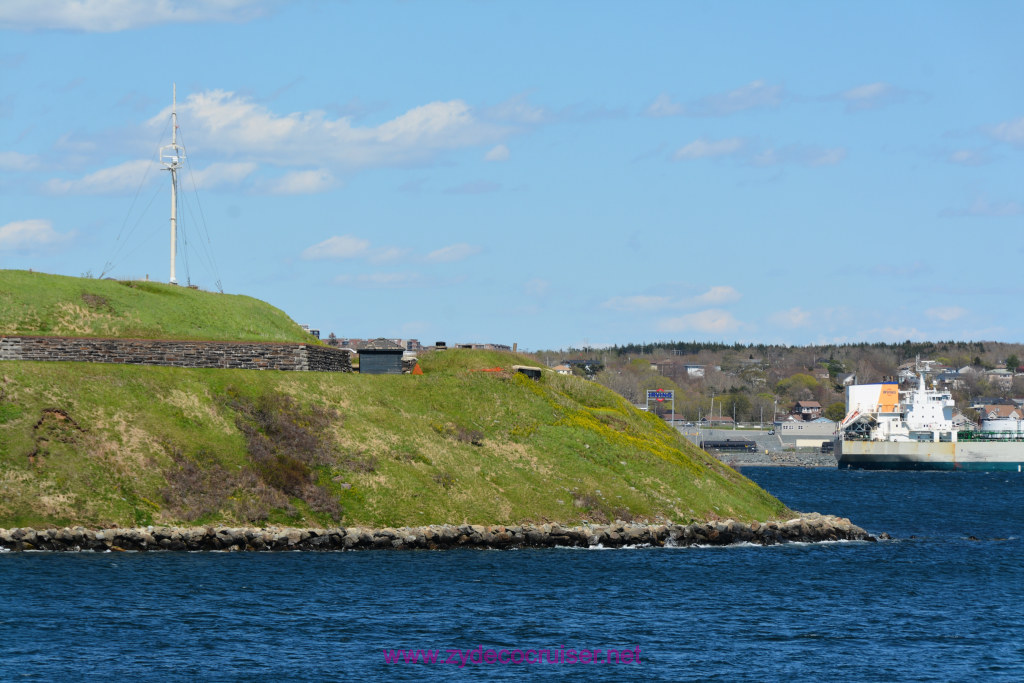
[837,373,857,387]
[790,400,822,421]
[650,358,706,378]
[562,359,604,375]
[953,411,978,431]
[898,367,918,383]
[972,396,1014,410]
[650,358,676,373]
[981,404,1024,421]
[984,369,1014,389]
[683,363,706,378]
[332,337,422,353]
[552,364,572,375]
[776,419,837,445]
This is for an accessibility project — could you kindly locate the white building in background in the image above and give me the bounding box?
[776,418,837,448]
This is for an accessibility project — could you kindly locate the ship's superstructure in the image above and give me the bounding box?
[837,360,1024,471]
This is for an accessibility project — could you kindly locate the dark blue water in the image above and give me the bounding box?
[2,468,1022,681]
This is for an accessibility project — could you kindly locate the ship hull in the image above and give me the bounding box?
[837,440,1024,471]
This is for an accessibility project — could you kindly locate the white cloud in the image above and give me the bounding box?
[0,151,41,171]
[674,137,745,160]
[691,285,741,306]
[675,136,844,168]
[524,278,549,296]
[657,309,742,334]
[301,235,370,260]
[987,116,1024,145]
[948,149,989,166]
[484,95,546,124]
[696,80,784,116]
[154,90,509,170]
[44,159,156,194]
[43,158,262,195]
[926,307,967,322]
[602,286,740,311]
[647,94,685,118]
[810,148,847,166]
[0,0,270,33]
[861,326,929,343]
[769,307,811,328]
[650,81,784,118]
[44,89,520,198]
[942,198,1024,217]
[187,162,257,189]
[368,247,409,265]
[267,168,334,195]
[839,82,902,111]
[0,219,73,250]
[843,82,890,101]
[485,144,509,162]
[425,243,481,263]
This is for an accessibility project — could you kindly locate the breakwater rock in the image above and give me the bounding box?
[0,514,874,552]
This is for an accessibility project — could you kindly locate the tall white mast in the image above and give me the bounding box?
[160,84,185,285]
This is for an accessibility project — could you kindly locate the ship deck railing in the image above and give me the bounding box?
[957,430,1024,442]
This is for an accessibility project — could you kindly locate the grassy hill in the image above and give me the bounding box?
[0,270,790,529]
[0,270,316,343]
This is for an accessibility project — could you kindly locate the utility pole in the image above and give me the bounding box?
[710,393,715,435]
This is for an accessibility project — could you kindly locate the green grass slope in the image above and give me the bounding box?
[0,270,316,342]
[0,350,790,528]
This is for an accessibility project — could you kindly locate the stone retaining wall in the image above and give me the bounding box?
[0,335,352,372]
[0,514,876,552]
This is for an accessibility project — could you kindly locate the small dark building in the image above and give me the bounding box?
[356,338,405,374]
[513,365,543,380]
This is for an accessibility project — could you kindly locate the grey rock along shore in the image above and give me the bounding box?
[0,513,874,552]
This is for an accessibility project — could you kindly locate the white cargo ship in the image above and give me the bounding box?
[836,362,1024,471]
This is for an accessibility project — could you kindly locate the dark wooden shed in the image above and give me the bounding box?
[356,338,405,374]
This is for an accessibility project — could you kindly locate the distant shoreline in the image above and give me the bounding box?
[0,514,875,552]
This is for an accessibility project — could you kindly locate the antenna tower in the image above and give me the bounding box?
[159,84,185,285]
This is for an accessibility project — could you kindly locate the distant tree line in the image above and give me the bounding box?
[539,339,1024,424]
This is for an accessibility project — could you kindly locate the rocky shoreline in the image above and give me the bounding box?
[0,513,876,552]
[717,451,839,468]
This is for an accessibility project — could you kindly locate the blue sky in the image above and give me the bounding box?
[1,1,1022,350]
